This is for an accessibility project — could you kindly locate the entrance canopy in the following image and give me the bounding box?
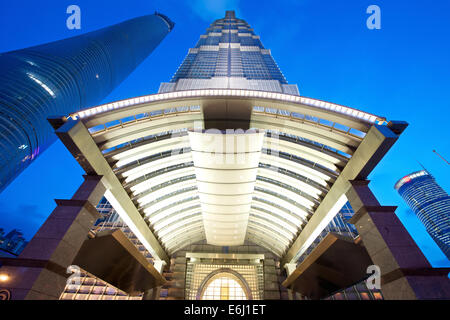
[50,89,400,263]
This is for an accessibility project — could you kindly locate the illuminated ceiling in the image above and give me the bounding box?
[55,89,386,260]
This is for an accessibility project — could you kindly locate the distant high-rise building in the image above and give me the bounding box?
[0,13,174,192]
[0,228,28,255]
[395,170,450,259]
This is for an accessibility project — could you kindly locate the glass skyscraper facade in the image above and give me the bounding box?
[159,10,299,95]
[0,13,174,192]
[395,170,450,260]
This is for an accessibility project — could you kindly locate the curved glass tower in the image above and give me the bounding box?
[0,13,174,192]
[395,170,450,259]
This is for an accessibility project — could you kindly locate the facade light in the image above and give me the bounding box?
[0,273,10,282]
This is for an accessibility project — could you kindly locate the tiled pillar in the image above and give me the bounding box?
[0,175,105,300]
[159,252,186,300]
[346,180,450,299]
[263,258,280,299]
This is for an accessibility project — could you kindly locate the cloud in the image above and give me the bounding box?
[188,0,241,21]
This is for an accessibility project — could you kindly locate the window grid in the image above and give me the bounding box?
[202,277,247,300]
[185,263,263,300]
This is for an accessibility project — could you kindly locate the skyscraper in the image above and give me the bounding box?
[395,170,450,260]
[159,10,299,95]
[0,13,174,192]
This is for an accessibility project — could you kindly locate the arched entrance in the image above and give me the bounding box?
[196,268,252,300]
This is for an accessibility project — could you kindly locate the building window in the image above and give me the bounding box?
[360,292,370,300]
[373,292,383,300]
[200,274,248,300]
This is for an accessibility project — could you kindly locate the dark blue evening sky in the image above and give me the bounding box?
[0,0,448,266]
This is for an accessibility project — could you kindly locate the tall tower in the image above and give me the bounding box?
[159,10,299,95]
[395,170,450,259]
[0,13,174,192]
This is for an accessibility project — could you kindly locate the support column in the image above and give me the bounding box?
[263,258,280,299]
[0,175,105,300]
[346,180,450,300]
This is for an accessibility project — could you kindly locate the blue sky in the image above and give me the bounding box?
[0,0,448,267]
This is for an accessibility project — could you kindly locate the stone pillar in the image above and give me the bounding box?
[158,252,187,300]
[263,258,280,299]
[346,180,450,300]
[0,175,105,300]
